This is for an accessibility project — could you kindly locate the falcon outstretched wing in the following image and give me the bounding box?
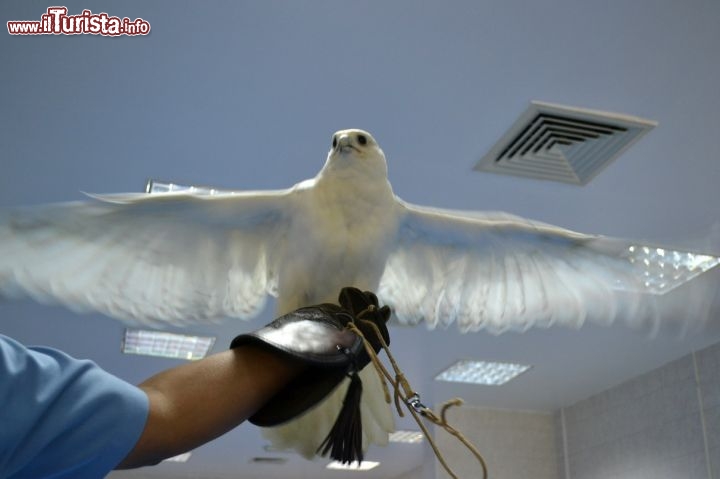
[379,199,719,333]
[0,189,293,326]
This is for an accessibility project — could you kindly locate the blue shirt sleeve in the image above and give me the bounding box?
[0,334,149,479]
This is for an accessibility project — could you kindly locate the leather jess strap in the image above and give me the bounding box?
[347,319,488,479]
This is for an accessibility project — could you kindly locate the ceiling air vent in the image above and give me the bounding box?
[474,101,657,185]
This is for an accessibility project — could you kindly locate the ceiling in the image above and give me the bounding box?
[2,1,720,478]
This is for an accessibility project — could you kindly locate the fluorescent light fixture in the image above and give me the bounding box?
[122,329,215,360]
[435,359,531,385]
[326,460,380,471]
[624,245,720,294]
[163,452,191,463]
[146,179,230,196]
[389,430,424,444]
[263,444,289,453]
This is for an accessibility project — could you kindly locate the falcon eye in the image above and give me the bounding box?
[357,134,367,145]
[332,136,337,148]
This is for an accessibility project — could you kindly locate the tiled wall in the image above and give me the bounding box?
[557,341,720,479]
[698,342,720,477]
[434,406,559,479]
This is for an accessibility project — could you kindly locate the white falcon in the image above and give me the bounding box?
[1,129,718,456]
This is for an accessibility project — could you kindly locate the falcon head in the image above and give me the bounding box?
[322,129,388,179]
[331,129,377,154]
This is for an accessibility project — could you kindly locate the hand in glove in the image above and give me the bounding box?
[230,286,391,464]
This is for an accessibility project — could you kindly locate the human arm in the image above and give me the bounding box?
[0,288,389,477]
[117,345,305,469]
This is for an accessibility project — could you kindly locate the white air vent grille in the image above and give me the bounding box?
[475,101,657,185]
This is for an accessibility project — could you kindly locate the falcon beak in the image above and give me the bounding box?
[336,134,359,154]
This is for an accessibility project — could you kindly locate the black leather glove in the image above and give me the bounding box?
[230,287,390,428]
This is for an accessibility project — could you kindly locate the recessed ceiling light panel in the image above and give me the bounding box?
[622,245,720,294]
[389,430,424,443]
[435,359,531,385]
[146,179,228,196]
[122,329,215,360]
[326,460,380,471]
[163,452,191,463]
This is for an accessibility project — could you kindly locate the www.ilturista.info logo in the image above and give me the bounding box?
[7,7,150,36]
